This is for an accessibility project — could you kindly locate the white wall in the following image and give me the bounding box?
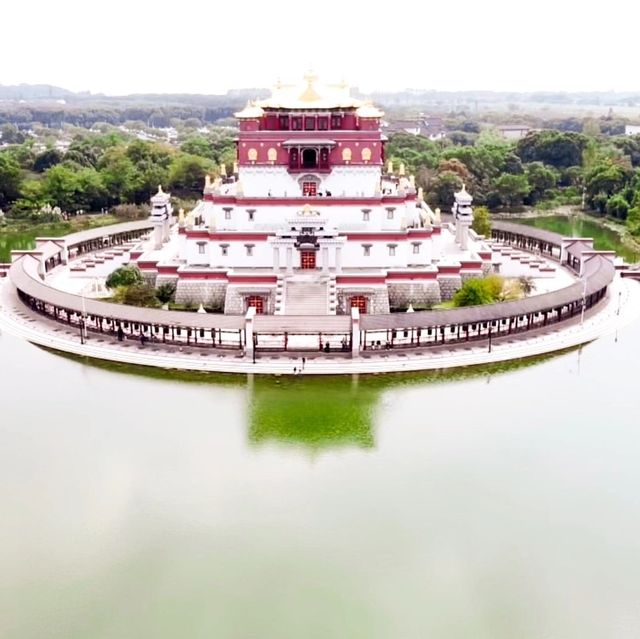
[238,165,382,198]
[208,200,422,233]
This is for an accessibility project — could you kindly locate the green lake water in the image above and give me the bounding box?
[0,230,40,262]
[2,311,640,638]
[513,215,640,263]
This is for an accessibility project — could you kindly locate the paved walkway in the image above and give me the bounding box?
[1,277,639,375]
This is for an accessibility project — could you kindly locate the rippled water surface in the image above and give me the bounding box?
[1,315,640,639]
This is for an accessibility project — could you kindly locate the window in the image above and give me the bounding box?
[247,209,255,221]
[223,208,232,220]
[279,115,290,130]
[362,244,371,257]
[331,114,342,129]
[362,208,371,221]
[197,242,206,255]
[388,244,397,257]
[386,208,395,220]
[412,243,421,254]
[304,116,316,131]
[245,244,254,257]
[220,244,229,256]
[318,117,329,130]
[292,117,303,131]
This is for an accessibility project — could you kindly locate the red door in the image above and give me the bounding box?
[300,251,316,269]
[350,296,367,314]
[247,296,264,314]
[302,181,317,196]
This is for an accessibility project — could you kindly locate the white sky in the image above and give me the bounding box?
[2,0,638,95]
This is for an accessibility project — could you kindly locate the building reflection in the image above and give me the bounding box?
[248,376,378,452]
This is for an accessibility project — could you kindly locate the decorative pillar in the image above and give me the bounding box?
[286,245,293,275]
[335,245,343,273]
[273,246,280,270]
[245,306,256,359]
[149,185,173,250]
[351,306,361,357]
[322,246,329,273]
[451,184,474,251]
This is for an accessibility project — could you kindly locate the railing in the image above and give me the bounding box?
[6,220,617,358]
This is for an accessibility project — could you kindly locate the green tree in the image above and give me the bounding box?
[626,200,640,236]
[492,173,530,208]
[453,276,503,307]
[525,162,558,203]
[106,265,143,289]
[427,170,462,207]
[168,154,214,193]
[155,282,176,304]
[33,148,63,172]
[181,136,215,159]
[40,165,79,211]
[0,153,23,207]
[98,148,138,203]
[517,131,588,169]
[471,205,491,236]
[0,123,24,144]
[606,193,630,220]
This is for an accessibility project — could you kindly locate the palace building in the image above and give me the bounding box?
[135,73,493,315]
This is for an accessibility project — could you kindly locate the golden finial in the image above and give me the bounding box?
[220,163,227,177]
[399,162,406,176]
[387,159,393,174]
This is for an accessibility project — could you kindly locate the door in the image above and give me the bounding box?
[246,296,264,314]
[300,251,316,269]
[350,295,367,314]
[302,181,317,196]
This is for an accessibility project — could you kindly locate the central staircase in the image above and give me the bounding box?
[275,273,337,315]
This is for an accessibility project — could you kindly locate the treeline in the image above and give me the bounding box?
[0,130,236,218]
[386,130,640,235]
[0,105,237,129]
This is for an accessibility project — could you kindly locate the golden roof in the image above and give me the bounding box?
[234,101,265,119]
[254,72,369,111]
[355,102,385,118]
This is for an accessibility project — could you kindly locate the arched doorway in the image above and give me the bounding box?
[302,148,317,169]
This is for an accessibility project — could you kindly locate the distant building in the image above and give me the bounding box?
[496,125,532,140]
[384,115,446,140]
[625,124,640,136]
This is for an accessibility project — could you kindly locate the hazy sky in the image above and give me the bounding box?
[3,0,638,95]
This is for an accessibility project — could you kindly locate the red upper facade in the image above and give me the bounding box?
[234,74,385,171]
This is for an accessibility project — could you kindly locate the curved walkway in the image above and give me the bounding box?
[1,276,639,375]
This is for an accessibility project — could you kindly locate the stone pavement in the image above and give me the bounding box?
[1,277,639,376]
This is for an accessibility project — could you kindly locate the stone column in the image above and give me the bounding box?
[286,245,293,275]
[351,306,361,357]
[245,306,256,359]
[273,246,280,270]
[322,246,329,273]
[335,245,343,273]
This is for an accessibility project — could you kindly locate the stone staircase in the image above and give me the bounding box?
[278,274,336,315]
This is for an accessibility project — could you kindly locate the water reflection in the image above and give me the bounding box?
[248,376,377,451]
[39,346,572,454]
